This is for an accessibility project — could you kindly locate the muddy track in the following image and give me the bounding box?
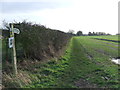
[94,38,120,43]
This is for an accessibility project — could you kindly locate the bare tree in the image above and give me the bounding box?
[68,29,75,34]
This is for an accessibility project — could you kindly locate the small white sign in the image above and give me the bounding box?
[9,37,14,48]
[13,28,20,34]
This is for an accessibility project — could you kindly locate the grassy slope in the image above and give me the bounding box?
[24,36,119,88]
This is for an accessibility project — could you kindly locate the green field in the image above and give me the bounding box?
[22,35,119,88]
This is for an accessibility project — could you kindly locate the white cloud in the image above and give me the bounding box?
[0,0,119,34]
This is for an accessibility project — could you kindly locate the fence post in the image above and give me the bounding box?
[11,24,18,75]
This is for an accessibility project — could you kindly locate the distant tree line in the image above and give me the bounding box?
[87,32,111,36]
[69,30,112,36]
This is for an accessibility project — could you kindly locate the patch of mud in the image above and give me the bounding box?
[74,79,97,88]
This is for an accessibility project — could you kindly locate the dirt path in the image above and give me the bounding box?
[56,38,100,88]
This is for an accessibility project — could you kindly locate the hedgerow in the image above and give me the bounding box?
[13,21,71,60]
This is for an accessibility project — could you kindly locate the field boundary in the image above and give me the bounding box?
[94,38,120,43]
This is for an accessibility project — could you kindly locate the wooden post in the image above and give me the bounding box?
[11,24,18,75]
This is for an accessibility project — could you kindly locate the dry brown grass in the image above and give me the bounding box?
[2,70,33,88]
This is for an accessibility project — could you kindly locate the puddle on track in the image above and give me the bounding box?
[111,58,120,65]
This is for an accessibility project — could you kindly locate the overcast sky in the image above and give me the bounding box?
[0,0,119,34]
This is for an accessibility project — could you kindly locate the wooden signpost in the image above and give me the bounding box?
[9,24,20,75]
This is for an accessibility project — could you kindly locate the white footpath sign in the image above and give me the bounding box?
[9,37,14,48]
[13,28,20,34]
